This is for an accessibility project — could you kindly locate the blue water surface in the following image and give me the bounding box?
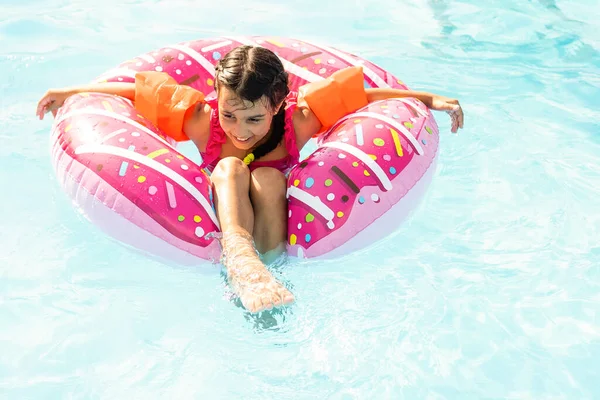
[1,0,599,398]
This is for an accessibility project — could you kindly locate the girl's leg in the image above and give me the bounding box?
[249,167,288,257]
[210,157,294,313]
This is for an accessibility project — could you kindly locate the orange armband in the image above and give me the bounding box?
[134,71,205,142]
[299,66,368,132]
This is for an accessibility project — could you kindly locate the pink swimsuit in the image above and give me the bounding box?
[199,91,301,175]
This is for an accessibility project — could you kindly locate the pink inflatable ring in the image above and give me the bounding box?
[49,36,440,264]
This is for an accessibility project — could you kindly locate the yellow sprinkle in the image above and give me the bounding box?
[176,155,184,159]
[352,162,359,167]
[118,104,127,108]
[314,58,321,64]
[267,38,285,47]
[207,78,214,86]
[337,211,344,218]
[64,124,72,132]
[373,138,385,147]
[390,129,404,157]
[102,101,113,112]
[147,148,169,159]
[138,176,146,183]
[289,234,297,245]
[294,179,300,186]
[397,79,404,84]
[354,119,361,123]
[137,114,145,119]
[194,215,202,223]
[364,170,371,176]
[165,159,171,163]
[80,93,89,97]
[368,154,377,160]
[380,105,388,109]
[133,165,140,169]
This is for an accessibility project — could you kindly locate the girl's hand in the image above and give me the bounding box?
[36,88,76,120]
[428,95,464,133]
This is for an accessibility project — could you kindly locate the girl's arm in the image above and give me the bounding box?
[36,82,135,120]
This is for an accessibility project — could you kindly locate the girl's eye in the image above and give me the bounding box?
[222,114,234,119]
[249,118,261,123]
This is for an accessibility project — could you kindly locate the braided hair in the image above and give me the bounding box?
[214,46,290,164]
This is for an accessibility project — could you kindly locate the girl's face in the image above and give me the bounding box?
[217,86,278,150]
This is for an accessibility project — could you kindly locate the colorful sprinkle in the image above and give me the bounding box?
[147,148,169,159]
[389,167,397,174]
[288,210,292,218]
[212,51,222,60]
[294,179,300,186]
[131,132,140,137]
[375,124,384,129]
[325,179,333,187]
[373,138,385,146]
[306,177,315,188]
[328,59,336,64]
[195,176,203,183]
[194,215,202,223]
[392,114,400,119]
[354,119,361,123]
[318,161,325,167]
[297,223,302,229]
[404,121,414,129]
[181,164,189,170]
[337,211,344,218]
[369,154,377,160]
[290,234,297,245]
[177,215,185,222]
[176,69,182,75]
[207,78,214,86]
[314,58,321,64]
[383,154,392,161]
[426,126,433,134]
[422,139,427,145]
[389,129,404,157]
[138,176,146,183]
[358,196,365,204]
[195,226,205,238]
[341,195,349,202]
[155,66,163,72]
[165,181,177,208]
[355,124,364,146]
[305,234,311,243]
[119,138,125,143]
[148,186,157,195]
[186,60,192,66]
[102,101,113,112]
[371,194,380,202]
[319,68,326,74]
[305,213,315,223]
[165,159,171,163]
[96,164,103,172]
[338,154,346,159]
[364,170,371,176]
[327,193,335,201]
[352,162,359,167]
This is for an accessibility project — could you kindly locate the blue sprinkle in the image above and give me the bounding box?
[305,233,311,243]
[358,196,365,204]
[389,167,397,174]
[306,177,315,188]
[422,139,427,145]
[212,51,222,60]
[392,114,400,119]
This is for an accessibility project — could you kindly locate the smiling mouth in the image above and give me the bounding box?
[234,136,251,142]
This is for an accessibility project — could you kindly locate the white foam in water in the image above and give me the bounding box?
[2,0,600,398]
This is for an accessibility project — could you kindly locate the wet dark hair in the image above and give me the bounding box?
[214,45,290,162]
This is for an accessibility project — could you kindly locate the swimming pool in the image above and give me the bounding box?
[2,0,599,398]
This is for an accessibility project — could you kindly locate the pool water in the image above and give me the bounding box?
[1,0,599,398]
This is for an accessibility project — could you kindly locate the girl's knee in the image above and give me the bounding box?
[250,167,287,200]
[211,157,250,185]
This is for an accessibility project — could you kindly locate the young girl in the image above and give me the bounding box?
[36,45,464,314]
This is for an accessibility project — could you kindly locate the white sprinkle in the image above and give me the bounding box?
[131,132,140,137]
[338,154,346,159]
[288,210,292,218]
[178,54,184,60]
[118,138,125,142]
[176,69,181,75]
[136,62,142,67]
[297,223,302,229]
[155,66,163,72]
[318,161,324,166]
[195,226,205,238]
[186,60,192,66]
[181,164,189,170]
[371,194,380,202]
[327,193,335,201]
[376,124,384,129]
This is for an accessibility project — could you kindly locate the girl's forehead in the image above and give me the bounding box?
[218,89,269,113]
